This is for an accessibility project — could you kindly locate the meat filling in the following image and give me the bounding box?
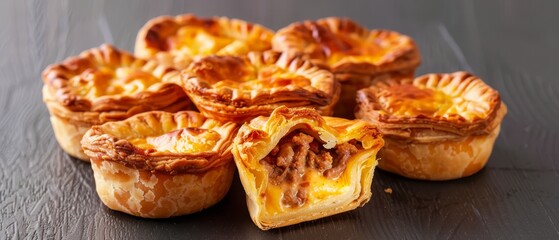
[260,131,361,207]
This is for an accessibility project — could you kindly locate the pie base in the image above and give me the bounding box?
[91,158,235,218]
[43,85,98,161]
[48,113,92,161]
[378,125,501,181]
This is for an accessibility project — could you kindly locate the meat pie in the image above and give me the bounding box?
[81,111,238,218]
[232,106,384,230]
[356,71,507,180]
[273,17,420,118]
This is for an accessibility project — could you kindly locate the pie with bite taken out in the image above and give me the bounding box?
[232,106,384,230]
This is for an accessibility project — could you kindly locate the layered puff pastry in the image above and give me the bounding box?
[180,51,340,123]
[356,72,507,180]
[81,111,238,218]
[272,17,420,118]
[232,106,384,230]
[42,44,192,161]
[135,14,275,69]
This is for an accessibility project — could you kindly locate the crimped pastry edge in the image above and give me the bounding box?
[181,51,340,122]
[135,14,275,68]
[81,110,238,174]
[272,17,420,76]
[42,44,190,112]
[356,71,507,140]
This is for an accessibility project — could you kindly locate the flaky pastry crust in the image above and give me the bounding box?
[232,107,384,230]
[135,14,274,69]
[42,44,192,161]
[356,72,507,180]
[272,17,420,76]
[181,51,340,123]
[81,111,238,218]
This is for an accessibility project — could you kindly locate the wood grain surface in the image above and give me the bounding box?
[1,0,558,239]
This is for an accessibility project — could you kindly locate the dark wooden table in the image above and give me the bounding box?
[2,0,559,239]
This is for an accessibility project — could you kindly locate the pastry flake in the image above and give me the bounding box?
[181,51,340,123]
[232,106,384,230]
[42,44,192,161]
[135,14,275,69]
[356,71,507,180]
[81,111,238,218]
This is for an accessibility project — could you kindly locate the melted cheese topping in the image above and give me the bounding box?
[378,84,487,121]
[169,26,268,57]
[69,66,159,99]
[328,52,387,66]
[326,36,389,65]
[263,166,350,214]
[171,27,236,56]
[210,65,312,90]
[128,128,221,153]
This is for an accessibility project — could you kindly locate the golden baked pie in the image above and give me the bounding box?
[81,111,238,218]
[272,17,420,118]
[135,14,275,69]
[42,44,192,161]
[180,51,340,123]
[356,71,507,180]
[232,106,384,230]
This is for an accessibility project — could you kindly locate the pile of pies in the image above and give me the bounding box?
[41,14,506,230]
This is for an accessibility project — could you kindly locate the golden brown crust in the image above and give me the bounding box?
[356,71,507,140]
[232,106,384,229]
[272,17,420,76]
[42,44,193,161]
[43,84,192,161]
[81,110,238,174]
[356,71,506,180]
[378,125,501,180]
[135,14,275,69]
[91,158,235,218]
[181,51,340,123]
[42,44,190,113]
[83,110,238,218]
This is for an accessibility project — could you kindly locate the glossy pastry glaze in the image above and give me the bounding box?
[272,17,420,76]
[135,14,274,69]
[356,71,504,137]
[181,51,340,122]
